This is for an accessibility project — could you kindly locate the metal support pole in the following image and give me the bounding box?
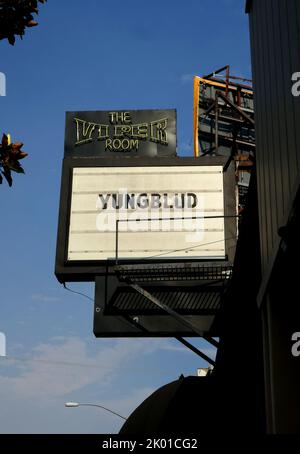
[193,76,200,158]
[115,220,119,265]
[215,95,219,153]
[203,65,230,80]
[203,336,219,349]
[176,337,215,366]
[225,65,230,98]
[122,314,216,365]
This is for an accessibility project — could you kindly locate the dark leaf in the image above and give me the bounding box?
[3,169,12,187]
[8,34,15,45]
[8,161,25,173]
[27,20,38,27]
[1,133,8,148]
[16,151,28,160]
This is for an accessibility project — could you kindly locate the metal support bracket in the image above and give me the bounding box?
[127,279,205,337]
[122,311,216,366]
[175,337,215,366]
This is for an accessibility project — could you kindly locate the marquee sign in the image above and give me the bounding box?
[64,109,177,157]
[55,156,237,282]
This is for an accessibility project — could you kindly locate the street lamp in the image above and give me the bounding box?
[65,402,127,420]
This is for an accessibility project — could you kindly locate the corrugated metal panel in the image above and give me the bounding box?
[248,0,300,274]
[107,288,221,315]
[248,0,300,434]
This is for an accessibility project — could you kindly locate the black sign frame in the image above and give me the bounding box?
[55,156,237,283]
[64,109,177,158]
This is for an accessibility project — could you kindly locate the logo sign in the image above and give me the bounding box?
[0,332,6,356]
[0,72,6,96]
[64,109,177,157]
[292,332,300,357]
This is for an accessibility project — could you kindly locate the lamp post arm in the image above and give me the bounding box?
[77,403,127,420]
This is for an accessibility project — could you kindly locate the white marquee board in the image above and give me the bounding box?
[67,165,228,262]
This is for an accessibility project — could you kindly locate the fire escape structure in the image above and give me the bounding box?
[193,65,255,212]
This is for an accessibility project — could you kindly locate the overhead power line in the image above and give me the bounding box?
[0,353,214,373]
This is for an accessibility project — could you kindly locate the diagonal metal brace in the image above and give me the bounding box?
[175,337,215,366]
[126,279,205,337]
[203,336,219,349]
[122,312,216,366]
[216,90,255,126]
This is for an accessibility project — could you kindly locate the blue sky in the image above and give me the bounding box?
[0,0,250,433]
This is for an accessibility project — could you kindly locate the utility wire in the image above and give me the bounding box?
[143,235,238,260]
[0,354,192,374]
[115,214,239,261]
[63,283,94,302]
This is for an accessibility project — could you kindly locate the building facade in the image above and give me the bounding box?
[246,0,300,433]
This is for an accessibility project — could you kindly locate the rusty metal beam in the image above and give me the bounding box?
[216,90,255,126]
[203,65,229,81]
[215,97,219,152]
